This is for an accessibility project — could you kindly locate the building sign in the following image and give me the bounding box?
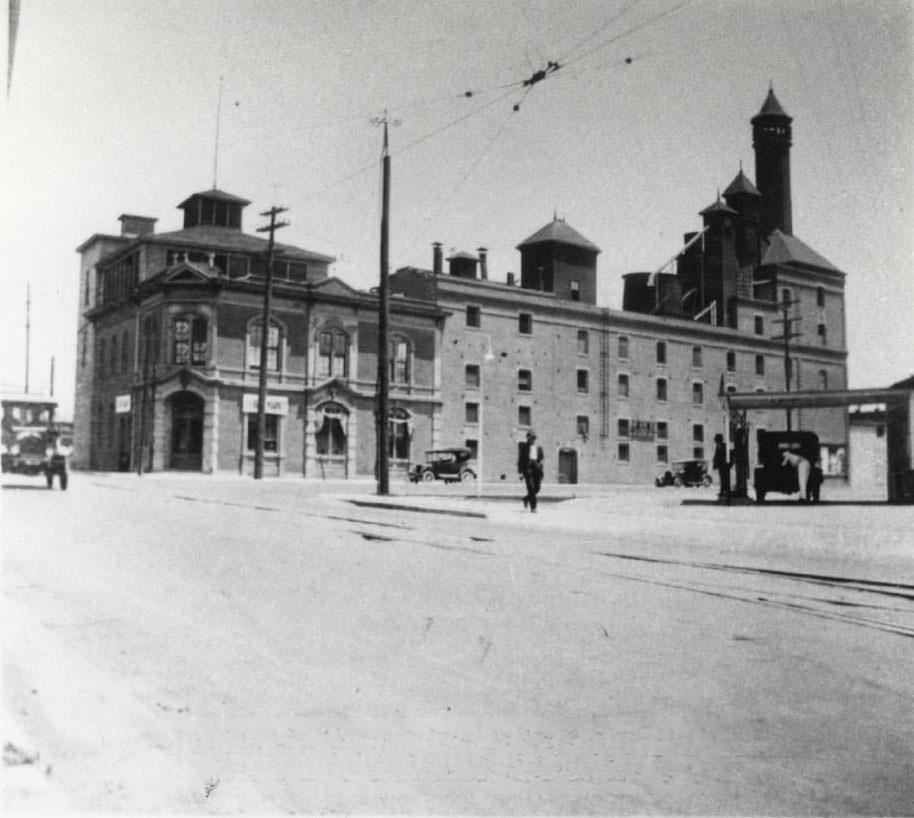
[242,393,289,415]
[631,420,655,441]
[115,394,131,414]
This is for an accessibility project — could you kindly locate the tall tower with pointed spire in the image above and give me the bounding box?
[751,86,793,236]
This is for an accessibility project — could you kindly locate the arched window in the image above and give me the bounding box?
[315,402,348,456]
[174,314,208,366]
[247,319,281,371]
[389,335,410,385]
[388,407,412,461]
[318,329,348,378]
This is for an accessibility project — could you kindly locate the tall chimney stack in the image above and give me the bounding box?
[432,242,443,275]
[477,247,488,280]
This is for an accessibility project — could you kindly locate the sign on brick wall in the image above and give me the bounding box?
[242,394,289,415]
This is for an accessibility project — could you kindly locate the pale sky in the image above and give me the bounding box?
[2,0,912,417]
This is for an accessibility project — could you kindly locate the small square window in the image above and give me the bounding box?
[656,378,668,401]
[656,341,667,364]
[518,369,532,391]
[576,415,589,437]
[618,373,629,398]
[692,346,703,368]
[754,315,764,335]
[656,421,668,440]
[618,336,629,358]
[577,330,589,354]
[518,313,532,334]
[466,305,481,327]
[577,369,589,393]
[246,414,279,452]
[518,405,532,427]
[657,445,668,463]
[693,424,704,443]
[465,402,479,424]
[618,443,630,462]
[693,446,705,460]
[692,382,704,405]
[465,364,480,388]
[618,418,630,438]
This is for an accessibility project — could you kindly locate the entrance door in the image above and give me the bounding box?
[170,392,203,470]
[558,448,578,484]
[117,415,132,471]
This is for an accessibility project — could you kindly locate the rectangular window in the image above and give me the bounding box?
[518,405,532,427]
[577,369,589,393]
[465,402,479,424]
[693,446,705,460]
[618,336,629,358]
[726,350,736,372]
[577,330,589,354]
[618,418,630,438]
[121,330,129,374]
[692,381,704,405]
[693,424,704,443]
[819,370,828,390]
[318,330,348,378]
[656,341,666,364]
[618,373,629,397]
[465,364,480,388]
[464,439,478,459]
[656,378,668,401]
[755,354,765,376]
[657,445,668,463]
[518,312,532,334]
[390,337,410,384]
[570,280,581,301]
[817,287,826,308]
[466,305,481,328]
[246,414,279,452]
[692,346,703,368]
[249,321,281,371]
[618,443,630,462]
[817,323,827,345]
[754,315,764,335]
[657,421,668,440]
[517,369,532,391]
[576,415,589,437]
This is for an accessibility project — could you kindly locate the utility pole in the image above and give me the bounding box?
[373,111,397,496]
[772,297,801,430]
[24,283,31,393]
[253,205,289,479]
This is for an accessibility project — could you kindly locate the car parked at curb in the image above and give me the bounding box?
[409,448,477,484]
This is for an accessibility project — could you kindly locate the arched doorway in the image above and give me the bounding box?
[314,401,349,478]
[169,392,204,471]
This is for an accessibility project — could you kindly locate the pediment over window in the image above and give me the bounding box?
[312,276,362,299]
[163,262,213,283]
[306,377,359,403]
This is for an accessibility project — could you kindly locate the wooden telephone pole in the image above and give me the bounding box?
[373,112,397,495]
[253,205,289,479]
[772,298,801,430]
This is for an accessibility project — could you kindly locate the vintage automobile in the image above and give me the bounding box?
[1,394,68,490]
[753,430,823,503]
[409,447,477,484]
[654,459,713,488]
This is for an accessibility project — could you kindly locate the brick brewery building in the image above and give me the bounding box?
[73,89,849,484]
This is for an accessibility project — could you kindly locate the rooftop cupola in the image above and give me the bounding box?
[177,189,251,230]
[723,164,762,218]
[751,86,793,236]
[516,216,600,303]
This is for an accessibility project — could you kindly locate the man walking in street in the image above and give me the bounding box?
[518,431,544,512]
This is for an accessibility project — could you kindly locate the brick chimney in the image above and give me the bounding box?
[432,242,443,275]
[477,247,488,280]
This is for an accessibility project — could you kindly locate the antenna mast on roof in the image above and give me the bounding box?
[212,76,224,188]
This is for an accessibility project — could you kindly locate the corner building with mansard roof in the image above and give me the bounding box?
[391,88,849,485]
[73,189,447,476]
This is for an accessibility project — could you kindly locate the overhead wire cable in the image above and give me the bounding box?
[556,0,647,64]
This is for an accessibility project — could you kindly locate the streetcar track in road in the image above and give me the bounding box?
[170,493,414,530]
[590,567,914,638]
[352,531,497,556]
[596,551,914,601]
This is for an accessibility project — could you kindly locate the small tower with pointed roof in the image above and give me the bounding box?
[723,165,763,298]
[752,85,793,236]
[516,216,601,304]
